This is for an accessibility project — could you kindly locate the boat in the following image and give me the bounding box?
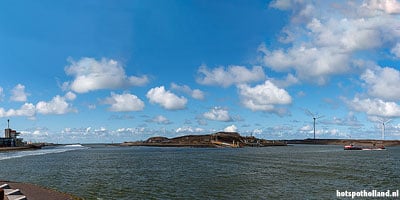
[344,144,363,150]
[344,144,385,150]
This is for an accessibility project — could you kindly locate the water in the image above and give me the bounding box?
[0,145,399,199]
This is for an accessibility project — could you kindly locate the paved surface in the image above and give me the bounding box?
[0,181,81,200]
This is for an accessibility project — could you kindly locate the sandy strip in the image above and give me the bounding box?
[0,180,81,200]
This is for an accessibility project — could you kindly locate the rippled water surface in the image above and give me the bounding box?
[0,145,399,199]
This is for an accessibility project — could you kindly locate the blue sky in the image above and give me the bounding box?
[1,0,400,143]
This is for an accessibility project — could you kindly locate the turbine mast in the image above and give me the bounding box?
[380,119,391,141]
[306,110,324,141]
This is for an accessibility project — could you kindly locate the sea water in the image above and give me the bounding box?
[0,145,399,199]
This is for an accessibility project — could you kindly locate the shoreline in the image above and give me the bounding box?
[285,139,400,146]
[120,141,287,148]
[0,145,42,152]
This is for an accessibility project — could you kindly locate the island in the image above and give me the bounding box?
[120,132,287,148]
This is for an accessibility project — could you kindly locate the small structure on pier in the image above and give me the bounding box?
[0,119,24,147]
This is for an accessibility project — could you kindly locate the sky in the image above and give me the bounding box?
[0,0,400,143]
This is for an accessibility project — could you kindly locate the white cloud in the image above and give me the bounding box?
[36,95,76,115]
[391,43,400,58]
[224,124,238,132]
[363,0,400,14]
[270,73,299,88]
[269,0,293,10]
[0,91,77,118]
[237,80,292,113]
[196,65,265,87]
[147,115,171,124]
[146,86,187,110]
[346,97,400,118]
[203,107,232,122]
[323,112,363,127]
[64,91,77,101]
[20,127,49,142]
[264,1,400,85]
[361,67,400,100]
[103,92,145,112]
[64,57,149,93]
[10,84,29,102]
[258,44,350,85]
[299,125,313,132]
[171,83,205,100]
[175,126,205,133]
[0,103,36,118]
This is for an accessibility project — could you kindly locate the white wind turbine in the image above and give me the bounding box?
[306,110,324,140]
[378,119,391,141]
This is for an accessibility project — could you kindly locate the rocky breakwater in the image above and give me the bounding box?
[121,132,287,148]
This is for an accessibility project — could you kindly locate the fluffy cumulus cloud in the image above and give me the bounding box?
[196,65,265,87]
[171,83,205,100]
[203,107,232,122]
[364,0,400,14]
[263,0,400,84]
[237,80,292,114]
[64,57,149,93]
[258,44,350,85]
[64,91,77,101]
[36,94,77,115]
[10,84,29,102]
[146,86,187,110]
[361,67,400,100]
[103,92,145,112]
[0,103,36,118]
[346,97,400,118]
[224,124,237,132]
[0,92,77,118]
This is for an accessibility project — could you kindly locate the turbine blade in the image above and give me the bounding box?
[305,109,314,117]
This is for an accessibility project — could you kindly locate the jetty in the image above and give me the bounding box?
[121,132,287,148]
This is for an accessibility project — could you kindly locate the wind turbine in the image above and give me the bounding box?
[306,110,324,140]
[378,119,391,140]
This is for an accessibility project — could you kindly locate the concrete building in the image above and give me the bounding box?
[0,120,24,147]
